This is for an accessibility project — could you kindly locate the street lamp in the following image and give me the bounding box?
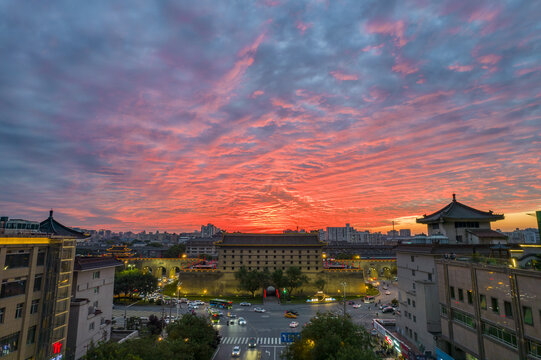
[341,282,347,316]
[177,282,183,319]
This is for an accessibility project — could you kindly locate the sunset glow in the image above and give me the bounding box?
[0,1,539,233]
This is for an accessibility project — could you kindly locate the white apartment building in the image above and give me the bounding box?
[66,256,121,360]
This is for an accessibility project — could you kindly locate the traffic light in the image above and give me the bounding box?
[283,288,287,294]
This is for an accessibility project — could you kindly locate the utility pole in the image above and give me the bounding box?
[124,299,141,330]
[341,281,347,316]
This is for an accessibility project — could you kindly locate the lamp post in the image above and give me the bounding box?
[341,281,347,316]
[177,282,183,319]
[124,299,142,330]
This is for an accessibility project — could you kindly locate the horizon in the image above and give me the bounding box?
[1,1,540,234]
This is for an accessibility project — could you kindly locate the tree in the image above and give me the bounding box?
[270,269,288,293]
[285,267,309,297]
[164,244,186,258]
[146,314,163,335]
[283,312,377,360]
[235,267,263,297]
[314,276,326,291]
[114,269,158,297]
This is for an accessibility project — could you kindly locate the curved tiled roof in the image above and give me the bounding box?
[39,210,89,239]
[218,233,323,246]
[417,195,504,223]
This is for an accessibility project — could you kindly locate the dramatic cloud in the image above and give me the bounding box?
[0,0,539,233]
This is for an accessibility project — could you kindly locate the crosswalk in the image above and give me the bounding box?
[220,337,285,345]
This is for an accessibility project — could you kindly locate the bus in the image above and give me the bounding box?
[210,312,220,324]
[209,299,233,309]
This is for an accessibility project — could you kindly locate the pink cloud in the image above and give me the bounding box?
[362,43,385,54]
[468,8,499,23]
[416,78,426,84]
[449,63,474,72]
[296,21,312,35]
[392,57,418,75]
[477,54,502,65]
[251,90,264,98]
[515,66,541,77]
[330,71,358,81]
[365,20,408,47]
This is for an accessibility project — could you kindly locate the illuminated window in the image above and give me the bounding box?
[491,297,499,313]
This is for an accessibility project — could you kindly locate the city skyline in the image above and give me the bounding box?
[1,1,540,233]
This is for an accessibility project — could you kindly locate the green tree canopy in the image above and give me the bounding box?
[283,312,377,360]
[114,269,158,297]
[285,266,309,297]
[235,266,263,297]
[164,244,186,258]
[313,276,326,291]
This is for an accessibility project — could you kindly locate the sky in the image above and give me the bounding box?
[0,0,540,234]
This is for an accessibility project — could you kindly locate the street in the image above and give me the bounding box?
[113,282,399,360]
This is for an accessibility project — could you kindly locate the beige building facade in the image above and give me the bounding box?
[437,257,541,360]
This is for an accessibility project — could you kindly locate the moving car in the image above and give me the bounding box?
[382,306,395,313]
[348,300,355,305]
[289,321,299,328]
[254,307,266,313]
[385,290,391,295]
[238,317,246,325]
[248,337,257,348]
[379,304,391,310]
[285,312,297,319]
[232,346,241,357]
[352,304,361,309]
[240,302,251,306]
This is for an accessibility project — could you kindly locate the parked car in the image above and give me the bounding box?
[385,290,391,295]
[286,310,299,315]
[348,300,355,305]
[382,306,394,313]
[248,337,257,348]
[232,346,241,357]
[379,303,391,310]
[254,307,266,313]
[240,302,251,306]
[289,321,299,328]
[352,304,361,309]
[238,317,246,325]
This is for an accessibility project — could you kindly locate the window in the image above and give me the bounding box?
[37,250,46,266]
[491,297,499,313]
[504,301,513,318]
[1,279,27,298]
[414,332,418,341]
[456,235,463,243]
[458,288,464,302]
[408,298,411,305]
[412,282,416,290]
[412,270,415,276]
[93,271,100,279]
[26,326,36,344]
[0,308,4,323]
[412,300,416,308]
[480,294,487,310]
[528,339,541,359]
[94,286,100,294]
[411,256,415,262]
[0,332,19,356]
[15,303,23,318]
[455,222,480,228]
[467,290,473,304]
[413,315,416,323]
[30,300,39,314]
[524,306,534,326]
[441,305,448,317]
[482,322,517,348]
[60,260,71,273]
[431,223,439,230]
[452,309,476,329]
[450,286,455,299]
[33,275,42,292]
[428,273,432,281]
[4,253,30,269]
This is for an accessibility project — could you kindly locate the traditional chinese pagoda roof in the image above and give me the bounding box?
[417,194,504,224]
[466,229,508,239]
[217,233,324,246]
[39,210,89,239]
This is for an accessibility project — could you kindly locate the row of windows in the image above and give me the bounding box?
[0,332,19,357]
[224,249,319,254]
[224,266,319,271]
[3,251,46,269]
[454,221,480,228]
[452,309,476,329]
[403,310,416,322]
[449,286,473,304]
[404,326,418,342]
[407,298,416,307]
[482,322,517,348]
[0,300,40,323]
[223,255,317,259]
[223,260,319,265]
[0,275,43,299]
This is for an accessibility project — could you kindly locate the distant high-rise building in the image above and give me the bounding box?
[399,229,411,237]
[201,224,220,238]
[327,224,353,242]
[387,229,399,237]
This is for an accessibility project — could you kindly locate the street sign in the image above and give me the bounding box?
[280,332,301,343]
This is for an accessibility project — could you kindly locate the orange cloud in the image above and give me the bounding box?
[330,71,358,81]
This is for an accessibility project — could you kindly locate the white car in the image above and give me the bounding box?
[289,321,299,328]
[385,291,391,295]
[238,317,246,325]
[189,305,199,309]
[352,304,361,309]
[240,302,251,306]
[232,346,241,357]
[254,307,266,313]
